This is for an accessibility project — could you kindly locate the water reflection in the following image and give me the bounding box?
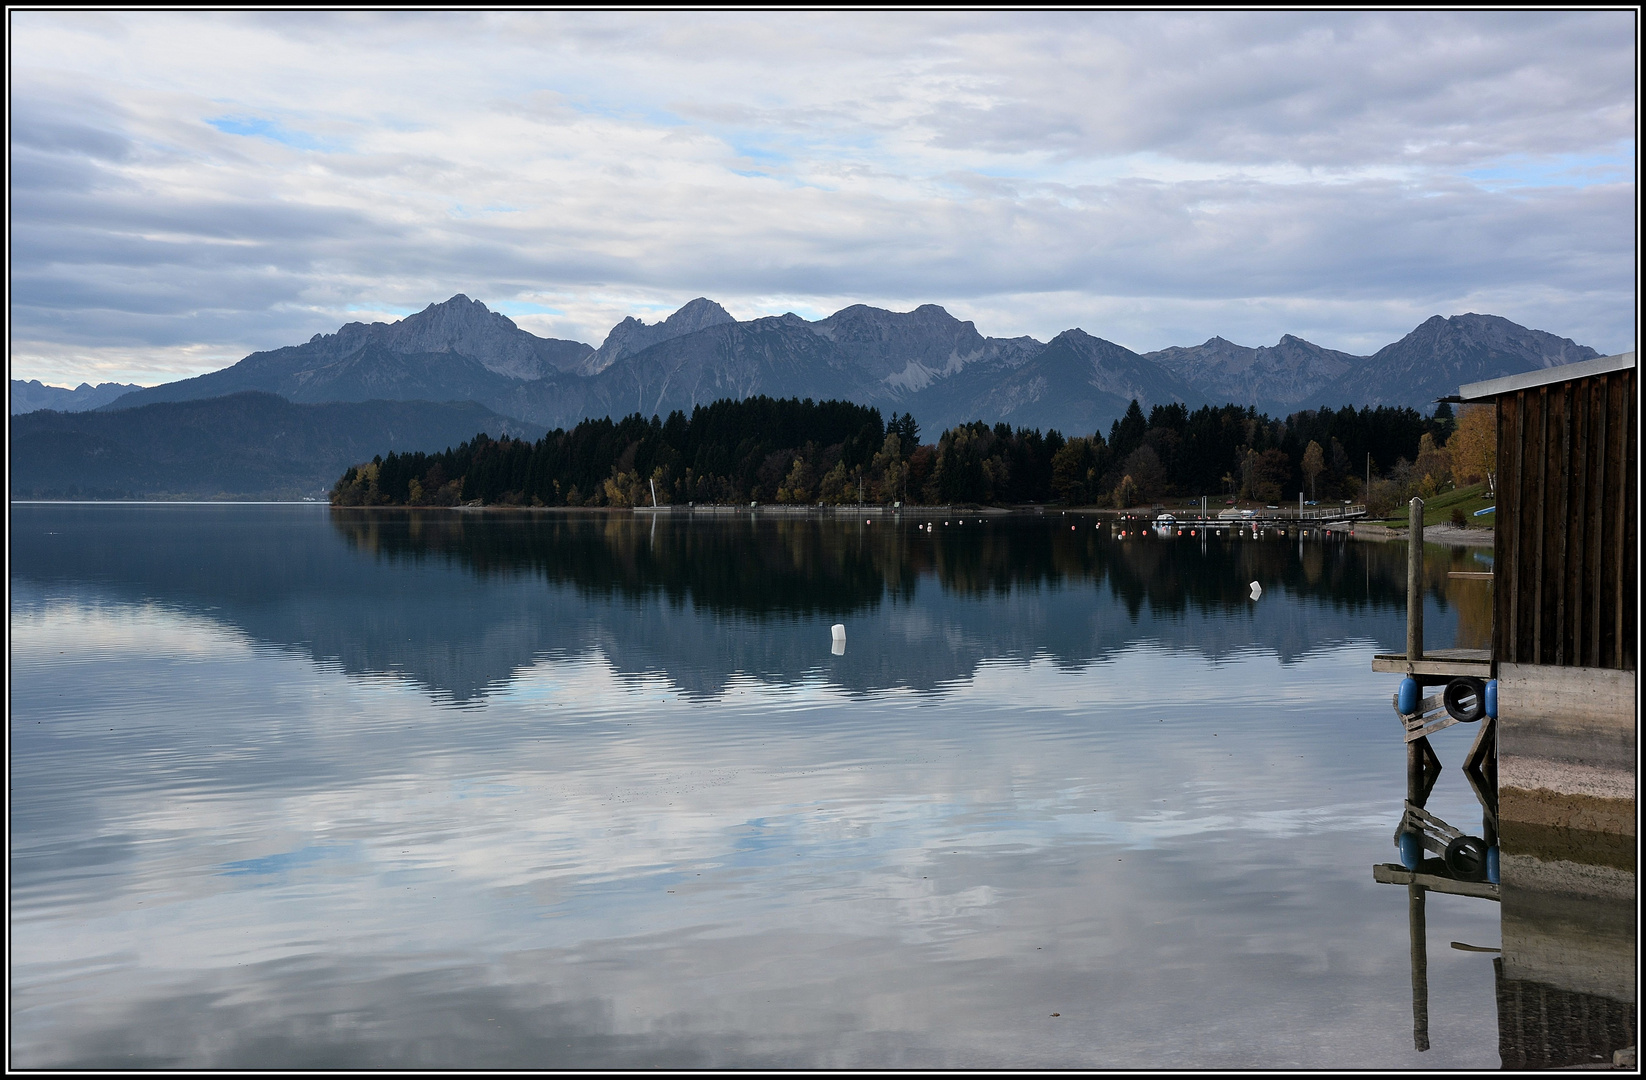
[1495,824,1636,1069]
[1372,709,1635,1069]
[12,504,1531,1068]
[11,505,1482,704]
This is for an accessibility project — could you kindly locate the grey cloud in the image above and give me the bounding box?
[919,12,1635,167]
[7,11,1633,381]
[11,114,133,162]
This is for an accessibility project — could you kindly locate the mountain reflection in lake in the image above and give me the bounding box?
[10,504,1568,1068]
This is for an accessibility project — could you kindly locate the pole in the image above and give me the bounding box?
[1407,497,1424,660]
[1409,883,1430,1052]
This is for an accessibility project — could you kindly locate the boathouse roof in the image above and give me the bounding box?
[1454,351,1635,403]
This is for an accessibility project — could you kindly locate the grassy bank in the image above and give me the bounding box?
[1381,482,1495,529]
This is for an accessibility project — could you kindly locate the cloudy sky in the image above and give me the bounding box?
[10,11,1637,387]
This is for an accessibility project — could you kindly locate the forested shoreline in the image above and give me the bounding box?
[330,394,1484,513]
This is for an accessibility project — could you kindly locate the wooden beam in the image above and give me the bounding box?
[1373,863,1501,901]
[1617,373,1635,670]
[1527,383,1540,661]
[1588,375,1608,667]
[1372,650,1491,678]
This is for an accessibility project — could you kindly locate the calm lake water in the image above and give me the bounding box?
[5,503,1561,1067]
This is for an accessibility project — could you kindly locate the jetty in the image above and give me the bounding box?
[632,503,988,516]
[1373,351,1636,1061]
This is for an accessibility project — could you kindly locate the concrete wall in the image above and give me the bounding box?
[1496,663,1635,835]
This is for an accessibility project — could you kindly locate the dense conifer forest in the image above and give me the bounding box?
[330,394,1461,511]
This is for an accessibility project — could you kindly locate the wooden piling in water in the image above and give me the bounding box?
[1409,883,1430,1052]
[1407,497,1424,661]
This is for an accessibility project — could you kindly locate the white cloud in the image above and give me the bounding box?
[8,11,1636,387]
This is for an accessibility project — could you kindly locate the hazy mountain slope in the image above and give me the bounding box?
[910,329,1204,437]
[576,314,853,424]
[1313,313,1601,409]
[570,304,1046,429]
[12,391,544,500]
[1144,335,1357,416]
[807,304,1037,395]
[101,296,592,412]
[11,379,144,415]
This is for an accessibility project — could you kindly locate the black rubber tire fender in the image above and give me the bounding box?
[1444,835,1489,882]
[1443,677,1486,723]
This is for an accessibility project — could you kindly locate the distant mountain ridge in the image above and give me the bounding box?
[84,297,1607,438]
[100,295,593,413]
[12,392,542,500]
[1144,334,1357,413]
[11,379,144,415]
[582,297,736,374]
[1311,313,1601,409]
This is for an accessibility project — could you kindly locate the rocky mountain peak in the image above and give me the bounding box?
[667,297,736,332]
[1050,327,1098,348]
[583,298,737,374]
[811,304,987,386]
[1314,312,1600,411]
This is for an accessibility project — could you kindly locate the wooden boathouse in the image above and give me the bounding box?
[1458,351,1636,837]
[1370,351,1636,1060]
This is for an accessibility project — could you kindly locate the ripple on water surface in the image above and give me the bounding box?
[10,506,1515,1068]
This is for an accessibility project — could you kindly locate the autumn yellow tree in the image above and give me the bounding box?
[1449,404,1496,486]
[1411,432,1451,499]
[1301,440,1325,502]
[776,457,815,503]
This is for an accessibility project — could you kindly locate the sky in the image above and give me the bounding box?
[9,11,1638,388]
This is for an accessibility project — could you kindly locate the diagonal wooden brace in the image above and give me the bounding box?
[1395,801,1465,856]
[1392,691,1459,742]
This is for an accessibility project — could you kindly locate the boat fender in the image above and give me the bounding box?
[1398,831,1422,870]
[1443,678,1486,723]
[1444,835,1489,882]
[1485,846,1499,884]
[1397,677,1420,716]
[1484,679,1497,719]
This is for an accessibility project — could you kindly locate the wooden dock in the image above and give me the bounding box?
[1371,647,1492,679]
[633,504,986,517]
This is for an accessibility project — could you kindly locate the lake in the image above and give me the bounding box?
[6,503,1610,1068]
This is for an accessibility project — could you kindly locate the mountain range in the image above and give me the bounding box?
[15,297,1604,438]
[11,379,144,415]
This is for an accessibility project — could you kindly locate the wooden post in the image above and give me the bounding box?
[1409,883,1430,1052]
[1407,497,1425,660]
[1407,738,1425,803]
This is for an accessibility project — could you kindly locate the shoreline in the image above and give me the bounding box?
[1352,521,1494,547]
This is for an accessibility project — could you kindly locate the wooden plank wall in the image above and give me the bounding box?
[1495,368,1636,669]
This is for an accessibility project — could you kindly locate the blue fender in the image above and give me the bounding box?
[1398,831,1422,870]
[1397,677,1421,716]
[1484,679,1497,719]
[1486,846,1500,884]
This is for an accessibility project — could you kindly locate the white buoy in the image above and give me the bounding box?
[831,623,846,655]
[1249,581,1262,600]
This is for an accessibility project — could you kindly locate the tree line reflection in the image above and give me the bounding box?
[329,508,1477,625]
